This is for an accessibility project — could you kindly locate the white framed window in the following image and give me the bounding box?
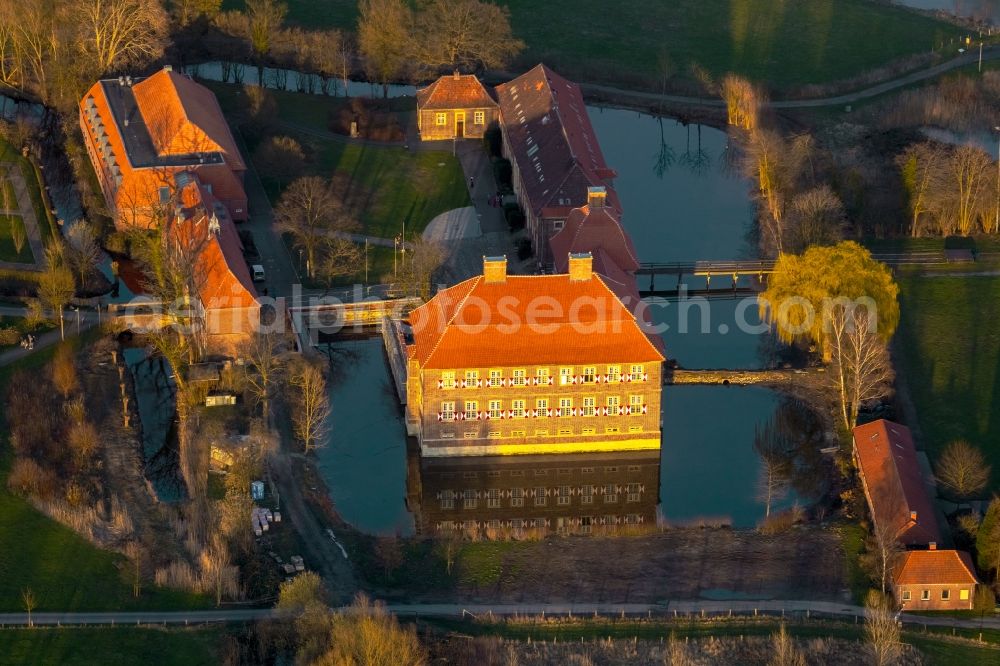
[489,368,503,387]
[488,400,502,419]
[607,395,620,412]
[512,369,526,386]
[441,401,456,421]
[488,431,502,439]
[921,590,930,601]
[941,589,950,600]
[440,490,455,509]
[435,112,447,126]
[603,484,618,503]
[535,429,549,437]
[511,399,526,418]
[558,427,572,436]
[902,590,911,601]
[630,364,644,379]
[582,367,596,383]
[486,489,501,509]
[465,400,478,420]
[628,425,643,433]
[511,487,524,507]
[560,367,573,385]
[557,486,571,506]
[607,365,621,383]
[511,429,526,438]
[559,397,573,416]
[474,110,485,125]
[465,369,479,383]
[536,367,550,382]
[534,487,547,507]
[441,371,456,389]
[536,398,548,413]
[464,431,477,439]
[553,220,564,231]
[463,489,477,509]
[582,427,596,435]
[629,394,644,412]
[581,485,595,504]
[582,397,596,417]
[626,483,641,503]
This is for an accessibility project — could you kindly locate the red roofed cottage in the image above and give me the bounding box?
[852,419,941,546]
[416,72,499,141]
[403,254,663,456]
[893,547,978,611]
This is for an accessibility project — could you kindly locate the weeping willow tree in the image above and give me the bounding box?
[758,241,899,360]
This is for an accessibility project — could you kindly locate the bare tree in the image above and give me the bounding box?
[321,593,426,665]
[936,440,991,501]
[394,238,444,300]
[945,145,993,235]
[861,518,904,594]
[275,176,355,279]
[374,535,404,582]
[289,358,331,453]
[66,221,102,286]
[897,141,944,237]
[436,529,462,575]
[254,135,304,186]
[38,262,75,340]
[864,590,901,666]
[246,0,287,61]
[51,342,78,398]
[827,303,894,431]
[200,535,235,607]
[125,539,143,598]
[411,0,523,73]
[74,0,168,74]
[241,331,284,429]
[754,420,792,519]
[770,623,805,666]
[316,236,363,289]
[21,587,36,627]
[722,74,765,131]
[785,185,845,254]
[357,0,412,96]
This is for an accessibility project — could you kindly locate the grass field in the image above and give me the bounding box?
[0,626,224,665]
[227,0,963,90]
[0,346,209,612]
[0,137,56,246]
[0,215,33,263]
[895,273,1000,491]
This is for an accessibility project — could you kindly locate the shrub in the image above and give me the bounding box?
[7,458,57,498]
[104,231,129,256]
[0,326,20,346]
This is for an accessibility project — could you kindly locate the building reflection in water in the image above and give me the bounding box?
[406,447,661,538]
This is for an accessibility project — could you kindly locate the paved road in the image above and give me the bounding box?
[580,46,1000,110]
[2,600,999,631]
[0,161,45,272]
[0,305,98,367]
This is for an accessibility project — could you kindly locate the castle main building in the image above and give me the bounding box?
[404,253,663,457]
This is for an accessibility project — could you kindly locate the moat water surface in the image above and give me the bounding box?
[317,111,821,533]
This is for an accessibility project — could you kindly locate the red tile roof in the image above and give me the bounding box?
[132,69,245,170]
[853,420,941,546]
[417,73,498,111]
[495,64,620,217]
[171,174,257,310]
[894,549,978,586]
[407,270,664,369]
[550,204,640,276]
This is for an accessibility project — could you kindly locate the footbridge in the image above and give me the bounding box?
[289,297,422,351]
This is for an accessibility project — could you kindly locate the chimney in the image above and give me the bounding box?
[929,542,937,551]
[483,255,507,283]
[587,185,607,208]
[910,510,918,522]
[163,65,173,73]
[568,252,593,281]
[453,70,461,80]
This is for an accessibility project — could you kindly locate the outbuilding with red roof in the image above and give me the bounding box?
[893,546,979,611]
[416,72,499,141]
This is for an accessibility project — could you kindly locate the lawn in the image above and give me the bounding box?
[894,273,1000,491]
[242,0,962,91]
[0,346,210,612]
[0,626,224,665]
[0,137,56,246]
[0,214,33,263]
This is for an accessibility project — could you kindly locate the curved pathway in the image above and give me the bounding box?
[581,46,1000,109]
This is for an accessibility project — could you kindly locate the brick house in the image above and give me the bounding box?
[406,449,660,537]
[893,547,979,611]
[495,64,619,267]
[404,253,664,456]
[852,419,941,546]
[79,66,248,229]
[416,72,499,141]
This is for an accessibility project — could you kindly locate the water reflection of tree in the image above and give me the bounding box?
[678,124,712,176]
[652,117,675,179]
[754,399,830,517]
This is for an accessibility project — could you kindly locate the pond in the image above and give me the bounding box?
[316,108,825,534]
[123,347,184,502]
